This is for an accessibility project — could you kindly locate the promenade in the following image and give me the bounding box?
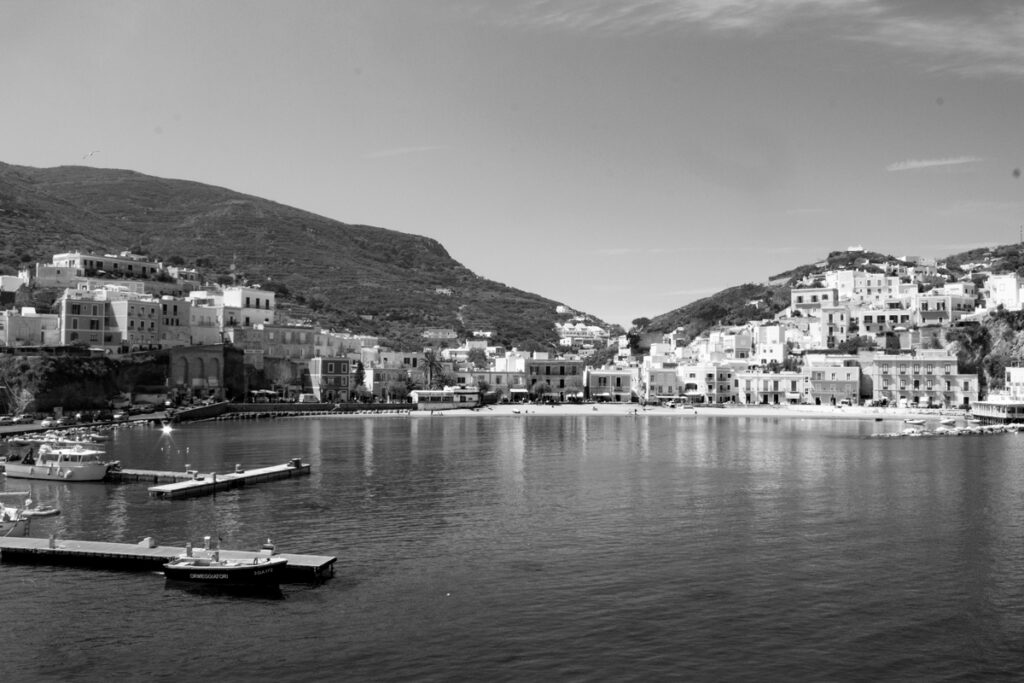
[424,402,956,422]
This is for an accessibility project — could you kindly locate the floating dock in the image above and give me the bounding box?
[0,536,335,582]
[144,459,311,499]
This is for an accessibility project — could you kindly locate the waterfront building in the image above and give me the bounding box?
[973,366,1024,423]
[167,344,245,403]
[861,350,977,408]
[409,386,481,411]
[451,367,527,401]
[308,355,359,402]
[676,361,741,404]
[735,369,808,405]
[803,355,861,405]
[524,352,585,401]
[584,367,636,402]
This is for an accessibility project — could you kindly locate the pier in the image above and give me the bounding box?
[0,536,335,582]
[143,459,311,498]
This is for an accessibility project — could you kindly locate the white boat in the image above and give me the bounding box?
[939,418,957,426]
[904,418,926,426]
[1,503,29,537]
[0,493,54,537]
[2,443,118,481]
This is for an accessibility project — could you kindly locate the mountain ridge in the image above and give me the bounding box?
[0,161,615,349]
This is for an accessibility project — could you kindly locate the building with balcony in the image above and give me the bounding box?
[861,350,976,408]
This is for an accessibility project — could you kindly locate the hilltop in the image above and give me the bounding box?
[0,161,614,349]
[639,245,1022,345]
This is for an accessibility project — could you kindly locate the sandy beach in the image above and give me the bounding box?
[451,402,962,422]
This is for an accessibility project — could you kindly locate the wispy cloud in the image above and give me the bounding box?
[362,145,446,160]
[886,156,983,172]
[487,1,1024,78]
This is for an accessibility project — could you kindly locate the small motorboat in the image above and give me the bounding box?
[939,418,957,426]
[0,493,50,537]
[904,419,926,426]
[163,536,288,586]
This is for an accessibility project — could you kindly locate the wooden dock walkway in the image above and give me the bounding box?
[0,536,336,582]
[144,459,311,498]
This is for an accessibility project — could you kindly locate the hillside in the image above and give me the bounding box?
[0,162,612,349]
[641,245,1024,346]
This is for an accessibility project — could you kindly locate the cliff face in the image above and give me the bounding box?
[0,353,167,413]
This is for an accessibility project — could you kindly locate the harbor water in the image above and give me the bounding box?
[2,413,1024,681]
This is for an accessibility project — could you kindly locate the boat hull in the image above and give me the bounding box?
[3,462,111,481]
[1,518,29,537]
[163,557,289,586]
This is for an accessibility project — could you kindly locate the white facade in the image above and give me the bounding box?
[222,286,275,327]
[984,273,1024,311]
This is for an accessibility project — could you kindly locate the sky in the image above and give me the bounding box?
[2,1,1023,328]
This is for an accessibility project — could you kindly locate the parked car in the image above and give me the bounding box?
[40,418,56,428]
[112,411,129,422]
[0,415,13,425]
[11,415,31,424]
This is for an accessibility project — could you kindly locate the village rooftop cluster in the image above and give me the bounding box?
[2,247,1023,416]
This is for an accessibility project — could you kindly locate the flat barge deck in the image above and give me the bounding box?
[0,536,335,582]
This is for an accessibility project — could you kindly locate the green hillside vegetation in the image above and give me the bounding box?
[643,250,910,344]
[0,162,611,350]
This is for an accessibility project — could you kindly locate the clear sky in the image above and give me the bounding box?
[2,1,1022,328]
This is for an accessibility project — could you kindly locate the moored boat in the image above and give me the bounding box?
[904,418,926,426]
[163,536,288,586]
[2,443,119,481]
[0,493,42,537]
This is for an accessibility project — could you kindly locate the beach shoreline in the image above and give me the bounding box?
[425,402,966,422]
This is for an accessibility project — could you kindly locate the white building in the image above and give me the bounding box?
[0,308,60,347]
[984,273,1024,311]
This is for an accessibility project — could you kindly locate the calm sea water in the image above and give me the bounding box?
[3,413,1024,681]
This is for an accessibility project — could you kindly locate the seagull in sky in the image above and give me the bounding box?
[82,149,100,160]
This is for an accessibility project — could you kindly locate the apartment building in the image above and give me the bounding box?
[735,370,808,405]
[524,352,585,401]
[57,289,122,352]
[861,350,977,408]
[308,355,360,402]
[585,367,635,402]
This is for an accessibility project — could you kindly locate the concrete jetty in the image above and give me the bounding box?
[0,535,335,582]
[145,459,311,499]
